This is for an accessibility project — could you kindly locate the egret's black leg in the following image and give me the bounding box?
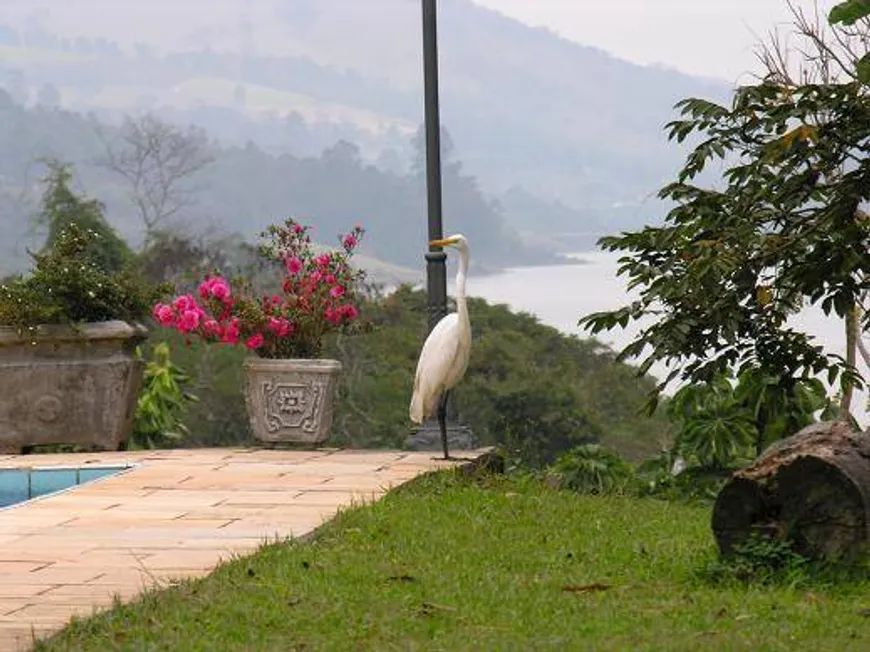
[437,390,450,460]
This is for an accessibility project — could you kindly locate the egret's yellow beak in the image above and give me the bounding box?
[429,236,460,248]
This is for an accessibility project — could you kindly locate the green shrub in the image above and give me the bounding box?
[0,223,169,330]
[0,163,170,334]
[634,460,732,502]
[700,534,811,586]
[131,342,199,449]
[548,444,634,495]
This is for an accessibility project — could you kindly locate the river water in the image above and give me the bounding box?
[453,250,869,426]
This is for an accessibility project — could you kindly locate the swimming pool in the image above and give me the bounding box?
[0,465,131,508]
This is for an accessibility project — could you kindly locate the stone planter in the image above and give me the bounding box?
[0,321,148,453]
[242,357,342,445]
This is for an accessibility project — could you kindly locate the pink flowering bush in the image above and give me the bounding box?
[152,218,367,359]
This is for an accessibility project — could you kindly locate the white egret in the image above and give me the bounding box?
[409,234,472,460]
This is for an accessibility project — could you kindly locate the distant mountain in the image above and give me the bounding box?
[0,0,733,237]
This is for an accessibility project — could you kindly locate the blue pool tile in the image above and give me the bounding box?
[31,469,78,498]
[79,467,124,483]
[0,470,30,508]
[0,466,128,508]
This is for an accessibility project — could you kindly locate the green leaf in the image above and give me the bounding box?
[857,53,870,84]
[830,0,870,25]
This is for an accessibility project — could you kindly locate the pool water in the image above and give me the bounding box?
[0,466,130,508]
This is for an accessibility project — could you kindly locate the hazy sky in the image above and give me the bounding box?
[474,0,834,83]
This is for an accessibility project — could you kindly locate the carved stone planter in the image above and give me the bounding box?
[0,321,148,453]
[242,357,342,445]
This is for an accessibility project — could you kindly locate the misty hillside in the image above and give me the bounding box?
[0,0,732,241]
[0,94,569,277]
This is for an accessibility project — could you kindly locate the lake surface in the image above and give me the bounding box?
[454,250,869,426]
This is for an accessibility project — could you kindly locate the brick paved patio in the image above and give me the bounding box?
[0,448,488,651]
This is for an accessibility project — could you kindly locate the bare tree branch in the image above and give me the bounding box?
[95,113,214,244]
[752,0,870,86]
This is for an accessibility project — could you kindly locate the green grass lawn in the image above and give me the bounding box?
[36,471,870,651]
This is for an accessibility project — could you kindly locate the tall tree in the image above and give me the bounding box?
[580,46,870,418]
[34,160,132,273]
[97,114,214,243]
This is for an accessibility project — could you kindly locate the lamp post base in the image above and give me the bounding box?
[405,420,477,452]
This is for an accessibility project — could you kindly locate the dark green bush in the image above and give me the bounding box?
[700,535,812,586]
[0,222,170,332]
[0,162,170,334]
[548,443,635,495]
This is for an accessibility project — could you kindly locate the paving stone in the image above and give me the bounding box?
[37,584,141,603]
[291,490,385,506]
[3,569,106,585]
[0,585,54,599]
[0,561,50,573]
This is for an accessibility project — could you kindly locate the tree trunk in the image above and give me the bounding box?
[712,421,870,561]
[839,304,859,418]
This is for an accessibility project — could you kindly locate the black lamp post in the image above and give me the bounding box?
[407,0,475,452]
[422,0,447,332]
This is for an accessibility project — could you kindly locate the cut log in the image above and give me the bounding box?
[712,421,870,561]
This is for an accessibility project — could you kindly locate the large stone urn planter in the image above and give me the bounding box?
[242,357,342,445]
[0,321,148,453]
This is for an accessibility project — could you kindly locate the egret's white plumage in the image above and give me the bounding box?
[410,312,469,422]
[409,234,472,459]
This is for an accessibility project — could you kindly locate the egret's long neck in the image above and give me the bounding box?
[455,247,469,322]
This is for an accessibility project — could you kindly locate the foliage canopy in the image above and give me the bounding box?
[581,80,870,409]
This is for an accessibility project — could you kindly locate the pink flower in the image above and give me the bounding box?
[245,333,265,350]
[210,278,231,302]
[285,256,303,275]
[203,319,222,337]
[341,304,359,320]
[153,220,365,352]
[152,303,175,327]
[177,309,202,333]
[198,277,232,303]
[173,294,200,314]
[324,308,342,325]
[221,318,241,345]
[268,317,293,337]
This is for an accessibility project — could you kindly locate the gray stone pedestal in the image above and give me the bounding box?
[405,419,478,452]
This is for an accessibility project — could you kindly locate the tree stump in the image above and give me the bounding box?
[712,421,870,561]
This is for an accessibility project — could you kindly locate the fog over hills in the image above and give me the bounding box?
[0,0,732,267]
